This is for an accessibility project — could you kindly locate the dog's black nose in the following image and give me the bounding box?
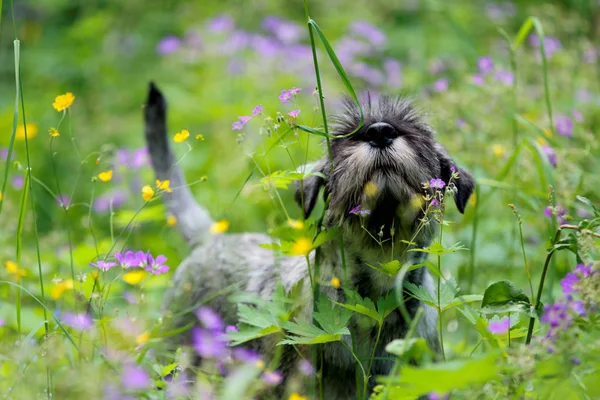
[366,122,398,148]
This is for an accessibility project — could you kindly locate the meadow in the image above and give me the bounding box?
[1,0,599,399]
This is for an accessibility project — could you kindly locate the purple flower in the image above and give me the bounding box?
[239,116,252,124]
[232,347,261,364]
[0,147,8,162]
[262,370,283,385]
[428,59,446,75]
[572,357,582,365]
[428,392,449,400]
[131,148,148,169]
[572,110,584,123]
[384,58,402,87]
[544,205,568,225]
[575,264,592,277]
[542,146,557,168]
[145,254,169,275]
[195,307,224,331]
[430,199,440,207]
[262,16,304,44]
[541,303,571,328]
[432,78,449,92]
[477,56,494,75]
[225,325,239,334]
[488,317,510,334]
[232,121,244,131]
[207,15,235,33]
[349,205,362,215]
[62,312,93,331]
[560,272,579,295]
[495,70,514,86]
[472,74,484,86]
[156,36,182,55]
[252,104,264,116]
[192,326,228,359]
[115,251,140,269]
[350,63,384,86]
[90,260,117,271]
[299,359,314,376]
[555,115,574,137]
[429,178,446,189]
[350,21,386,48]
[11,176,24,190]
[486,2,517,20]
[279,90,292,103]
[571,301,586,316]
[56,194,70,208]
[529,35,562,58]
[121,364,150,390]
[288,109,300,118]
[94,191,127,213]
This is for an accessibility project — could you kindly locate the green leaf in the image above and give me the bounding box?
[385,338,429,357]
[313,296,353,335]
[160,363,178,377]
[408,241,468,256]
[481,280,531,308]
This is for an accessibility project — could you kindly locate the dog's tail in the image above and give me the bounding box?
[144,82,213,246]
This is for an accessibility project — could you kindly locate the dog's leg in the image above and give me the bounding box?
[144,82,213,247]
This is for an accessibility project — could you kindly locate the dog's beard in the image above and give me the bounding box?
[327,138,431,246]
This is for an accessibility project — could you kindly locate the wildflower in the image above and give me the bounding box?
[542,145,557,168]
[56,194,70,208]
[364,181,378,197]
[288,109,300,118]
[541,303,570,328]
[232,348,261,364]
[252,104,264,116]
[94,191,127,213]
[544,205,568,225]
[575,264,592,277]
[195,307,224,331]
[571,301,586,316]
[122,364,150,390]
[487,317,510,335]
[572,358,582,365]
[52,92,75,112]
[279,87,302,103]
[560,272,579,295]
[572,110,584,123]
[287,219,304,230]
[156,36,182,55]
[226,325,239,334]
[123,270,146,285]
[156,179,172,193]
[239,116,252,124]
[350,21,386,47]
[62,312,93,331]
[492,144,505,158]
[298,359,314,376]
[289,393,308,400]
[232,121,244,130]
[477,56,494,75]
[136,332,150,345]
[430,199,439,207]
[291,237,312,256]
[331,277,341,289]
[472,74,484,86]
[495,70,514,86]
[555,115,574,137]
[141,185,155,201]
[51,279,74,299]
[5,260,27,279]
[135,251,149,268]
[207,14,235,33]
[429,178,446,189]
[210,220,230,234]
[174,129,190,142]
[97,170,113,182]
[145,254,169,275]
[15,123,39,140]
[255,360,266,369]
[195,134,204,141]
[115,251,140,268]
[48,127,60,137]
[90,260,117,271]
[11,176,24,190]
[262,370,283,385]
[167,215,177,226]
[192,326,228,358]
[432,78,449,92]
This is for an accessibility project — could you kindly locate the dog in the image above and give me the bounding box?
[144,82,475,398]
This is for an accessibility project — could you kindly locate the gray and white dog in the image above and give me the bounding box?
[144,83,474,398]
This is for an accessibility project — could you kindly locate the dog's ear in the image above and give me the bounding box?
[295,159,328,218]
[439,153,475,214]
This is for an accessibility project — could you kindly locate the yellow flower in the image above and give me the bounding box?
[291,237,312,256]
[51,279,74,300]
[136,332,150,345]
[536,137,547,146]
[91,271,99,280]
[195,134,204,141]
[289,393,308,400]
[5,260,27,279]
[255,360,265,369]
[156,179,173,193]
[123,270,146,285]
[15,123,39,141]
[330,277,341,289]
[0,192,3,201]
[167,215,177,226]
[210,220,230,234]
[48,127,60,137]
[52,92,75,112]
[364,181,378,197]
[97,170,113,182]
[492,144,505,158]
[142,185,155,201]
[173,129,190,142]
[287,219,304,230]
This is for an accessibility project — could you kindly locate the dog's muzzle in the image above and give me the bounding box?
[365,122,399,149]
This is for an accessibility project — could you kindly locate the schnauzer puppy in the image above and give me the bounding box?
[144,83,474,398]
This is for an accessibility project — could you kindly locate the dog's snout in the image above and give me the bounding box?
[366,122,398,148]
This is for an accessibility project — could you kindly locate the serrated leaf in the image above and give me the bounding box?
[313,297,353,335]
[481,280,531,308]
[442,294,483,311]
[408,241,468,256]
[227,325,280,346]
[279,333,343,345]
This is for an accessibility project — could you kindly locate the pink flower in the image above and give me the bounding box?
[252,104,264,116]
[488,317,510,334]
[288,109,300,118]
[239,116,252,124]
[232,121,244,131]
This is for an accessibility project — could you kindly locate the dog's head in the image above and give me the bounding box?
[296,94,474,243]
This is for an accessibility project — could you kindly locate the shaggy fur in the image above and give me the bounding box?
[144,83,475,399]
